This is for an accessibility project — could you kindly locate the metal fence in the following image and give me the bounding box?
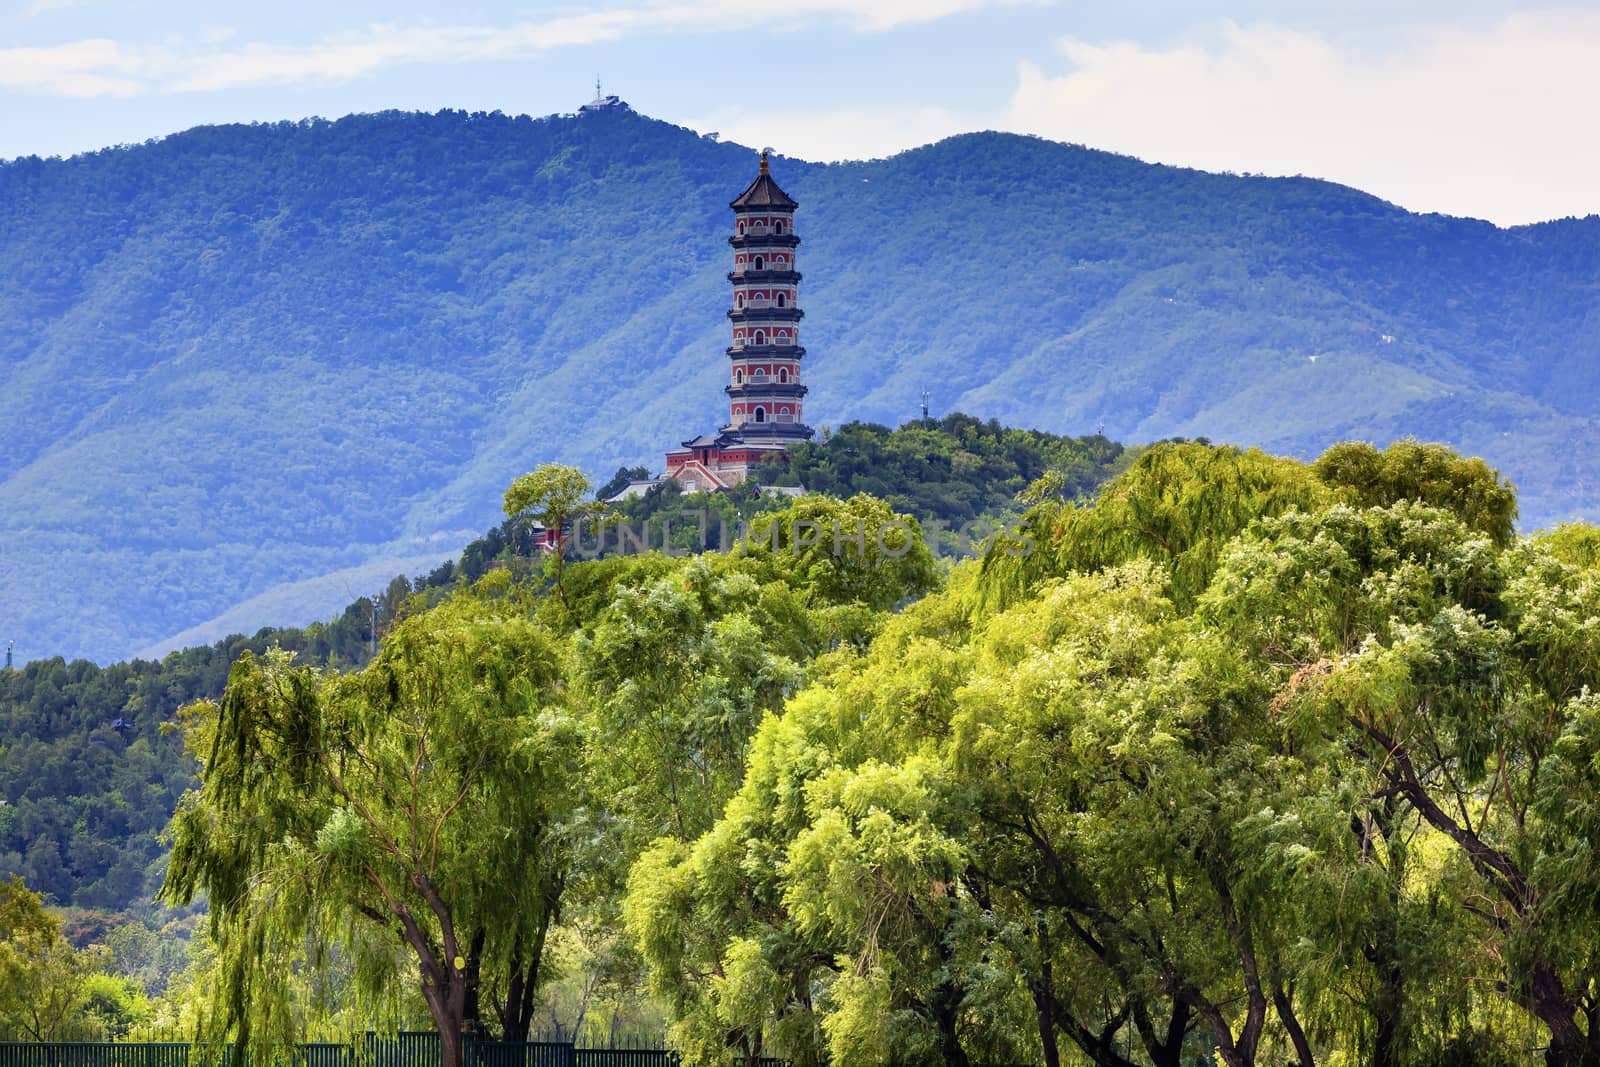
[0,1040,786,1067]
[0,1045,192,1067]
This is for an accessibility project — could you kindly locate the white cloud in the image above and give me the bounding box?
[6,0,1037,96]
[0,37,152,97]
[1004,13,1600,225]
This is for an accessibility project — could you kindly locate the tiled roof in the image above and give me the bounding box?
[730,151,798,210]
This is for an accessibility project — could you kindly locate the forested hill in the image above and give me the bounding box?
[3,105,1599,662]
[0,415,1129,913]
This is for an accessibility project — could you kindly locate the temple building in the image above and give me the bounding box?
[664,151,815,491]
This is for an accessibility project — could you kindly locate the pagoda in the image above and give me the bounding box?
[664,151,814,491]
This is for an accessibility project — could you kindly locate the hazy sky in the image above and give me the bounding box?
[3,1,1598,225]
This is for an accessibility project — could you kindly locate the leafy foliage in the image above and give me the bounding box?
[0,875,100,1039]
[0,417,1088,922]
[161,592,580,1067]
[632,440,1600,1067]
[13,433,1600,1066]
[151,481,943,1060]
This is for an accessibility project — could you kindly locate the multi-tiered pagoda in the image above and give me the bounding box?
[664,151,815,490]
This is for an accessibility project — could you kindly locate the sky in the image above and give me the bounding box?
[2,1,1598,226]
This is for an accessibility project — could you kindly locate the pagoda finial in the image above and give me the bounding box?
[759,149,770,176]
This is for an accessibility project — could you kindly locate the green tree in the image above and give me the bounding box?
[623,585,985,1067]
[634,465,1581,1067]
[736,493,941,614]
[503,464,608,607]
[1313,438,1518,546]
[1207,505,1600,1065]
[0,875,93,1040]
[161,590,582,1067]
[979,442,1327,614]
[596,466,652,501]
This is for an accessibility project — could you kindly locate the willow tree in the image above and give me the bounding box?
[161,590,581,1067]
[976,442,1327,614]
[1208,504,1600,1066]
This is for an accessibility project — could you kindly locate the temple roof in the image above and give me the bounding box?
[730,151,798,210]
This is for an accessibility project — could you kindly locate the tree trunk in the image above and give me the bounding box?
[440,1027,463,1067]
[737,1031,765,1067]
[499,871,563,1042]
[930,907,971,1067]
[1272,982,1315,1067]
[1356,799,1404,1067]
[1525,963,1595,1067]
[463,926,486,1034]
[1029,961,1062,1067]
[1364,929,1403,1067]
[419,963,467,1067]
[1143,999,1190,1067]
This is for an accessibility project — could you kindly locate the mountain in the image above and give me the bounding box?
[2,105,1598,662]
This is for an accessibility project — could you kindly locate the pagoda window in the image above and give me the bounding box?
[734,370,743,383]
[753,368,767,382]
[754,330,766,345]
[737,222,745,235]
[736,294,744,308]
[776,293,786,307]
[778,368,788,383]
[753,255,764,270]
[753,406,767,423]
[777,408,793,423]
[774,220,785,234]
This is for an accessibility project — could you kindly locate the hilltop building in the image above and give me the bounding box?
[664,151,814,491]
[579,79,630,114]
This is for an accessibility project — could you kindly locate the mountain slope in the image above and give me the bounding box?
[2,106,1598,662]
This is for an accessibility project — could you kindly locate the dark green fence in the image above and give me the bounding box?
[0,1045,191,1067]
[0,1041,783,1067]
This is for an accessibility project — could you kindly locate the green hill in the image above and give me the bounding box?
[0,414,1129,912]
[3,105,1598,662]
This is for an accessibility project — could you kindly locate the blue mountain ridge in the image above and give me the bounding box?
[2,105,1597,662]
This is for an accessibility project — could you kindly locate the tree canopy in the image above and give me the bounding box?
[629,440,1600,1067]
[13,436,1600,1066]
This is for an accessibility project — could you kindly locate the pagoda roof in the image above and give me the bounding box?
[730,151,797,210]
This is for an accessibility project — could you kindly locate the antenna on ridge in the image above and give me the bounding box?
[921,388,931,424]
